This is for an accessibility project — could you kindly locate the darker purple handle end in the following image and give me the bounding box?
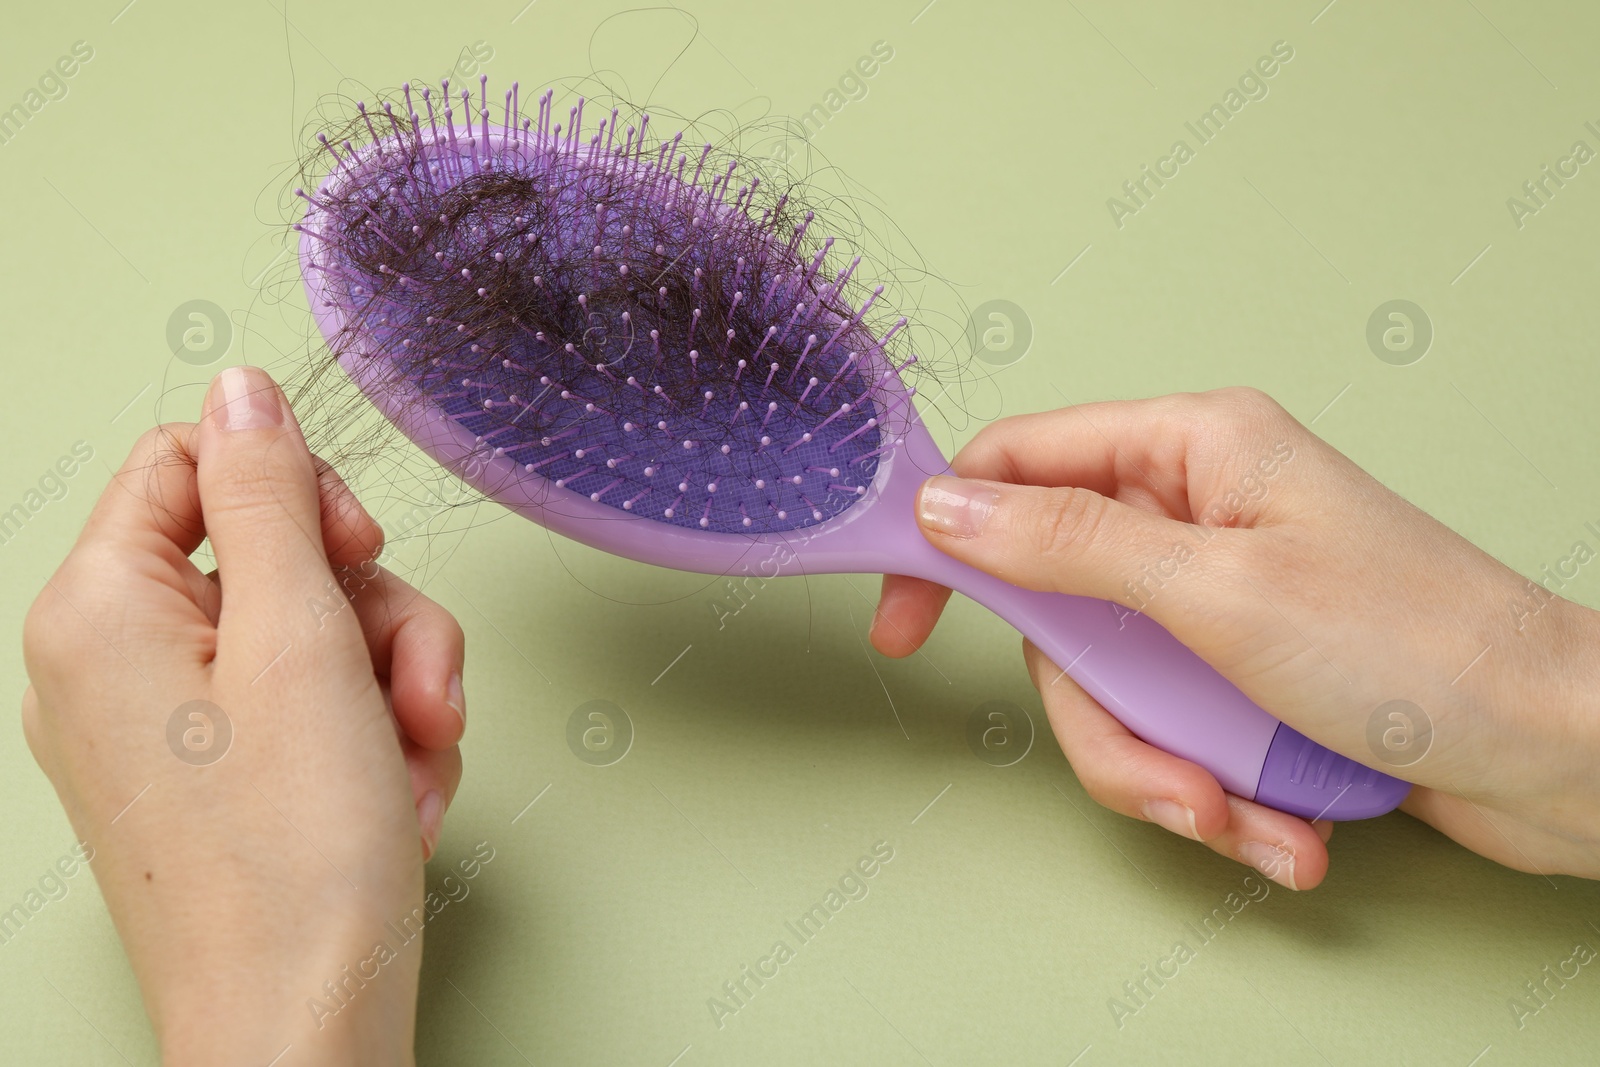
[1255,723,1411,820]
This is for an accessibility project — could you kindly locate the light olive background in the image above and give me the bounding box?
[3,1,1600,1064]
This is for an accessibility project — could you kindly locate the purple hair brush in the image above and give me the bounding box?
[295,79,1408,821]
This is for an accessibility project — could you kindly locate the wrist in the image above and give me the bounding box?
[150,907,421,1067]
[1548,600,1600,814]
[1490,595,1600,865]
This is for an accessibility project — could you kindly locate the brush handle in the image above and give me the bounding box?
[892,536,1410,820]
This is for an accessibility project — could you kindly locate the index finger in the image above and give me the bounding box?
[77,420,383,571]
[953,389,1307,523]
[872,390,1294,658]
[77,422,206,558]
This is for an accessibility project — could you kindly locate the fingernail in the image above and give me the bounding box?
[1142,799,1200,841]
[445,672,466,729]
[918,476,999,539]
[1239,841,1297,890]
[208,366,284,431]
[418,790,443,862]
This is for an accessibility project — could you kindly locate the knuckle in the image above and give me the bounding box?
[129,422,194,466]
[21,586,75,675]
[1210,386,1290,429]
[952,419,1013,479]
[1073,762,1123,812]
[19,688,45,761]
[129,425,166,458]
[1030,486,1108,561]
[412,589,467,651]
[23,553,134,673]
[1070,738,1156,816]
[131,423,171,454]
[440,607,467,652]
[203,450,311,527]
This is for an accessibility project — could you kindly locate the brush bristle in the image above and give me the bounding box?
[299,81,909,534]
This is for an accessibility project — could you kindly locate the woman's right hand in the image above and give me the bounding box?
[874,387,1600,889]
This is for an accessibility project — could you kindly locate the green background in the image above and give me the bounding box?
[4,0,1600,1063]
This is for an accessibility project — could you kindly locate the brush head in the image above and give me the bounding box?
[298,82,913,535]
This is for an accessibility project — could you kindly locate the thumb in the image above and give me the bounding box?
[196,366,338,633]
[914,475,1241,614]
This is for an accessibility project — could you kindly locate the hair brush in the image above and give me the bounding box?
[293,77,1408,820]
